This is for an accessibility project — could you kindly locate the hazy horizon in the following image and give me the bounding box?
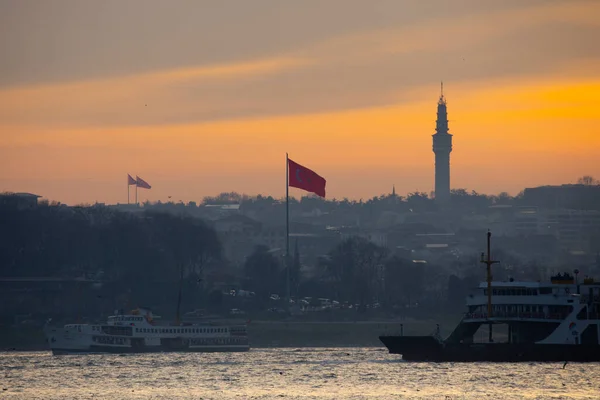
[1,0,599,205]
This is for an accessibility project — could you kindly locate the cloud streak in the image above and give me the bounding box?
[1,0,599,131]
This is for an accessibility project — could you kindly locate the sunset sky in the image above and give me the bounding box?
[1,0,599,205]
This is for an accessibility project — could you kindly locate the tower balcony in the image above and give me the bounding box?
[432,133,453,153]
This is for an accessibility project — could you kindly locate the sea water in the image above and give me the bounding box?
[1,348,599,399]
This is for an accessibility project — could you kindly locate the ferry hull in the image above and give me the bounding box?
[44,325,250,356]
[50,345,249,355]
[379,336,600,362]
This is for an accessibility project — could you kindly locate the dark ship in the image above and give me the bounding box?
[380,232,600,362]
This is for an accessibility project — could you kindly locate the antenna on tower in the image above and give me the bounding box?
[441,81,444,97]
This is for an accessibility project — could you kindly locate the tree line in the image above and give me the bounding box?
[141,174,600,218]
[0,197,221,319]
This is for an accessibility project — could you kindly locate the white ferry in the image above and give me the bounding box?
[44,308,249,355]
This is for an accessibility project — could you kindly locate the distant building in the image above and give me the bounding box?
[522,184,600,210]
[0,192,41,209]
[432,82,453,203]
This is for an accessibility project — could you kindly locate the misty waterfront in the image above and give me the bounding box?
[1,182,600,351]
[2,348,600,399]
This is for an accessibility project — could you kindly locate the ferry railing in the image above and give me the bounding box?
[464,312,568,320]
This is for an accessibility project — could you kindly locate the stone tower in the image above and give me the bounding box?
[432,82,453,203]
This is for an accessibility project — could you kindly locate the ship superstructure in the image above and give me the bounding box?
[44,308,249,355]
[380,232,600,361]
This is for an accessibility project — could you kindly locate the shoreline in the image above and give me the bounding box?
[2,318,459,351]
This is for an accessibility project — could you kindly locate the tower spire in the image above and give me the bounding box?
[432,83,452,203]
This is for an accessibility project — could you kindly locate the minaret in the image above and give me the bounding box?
[432,82,453,203]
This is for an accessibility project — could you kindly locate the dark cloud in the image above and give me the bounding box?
[0,0,554,87]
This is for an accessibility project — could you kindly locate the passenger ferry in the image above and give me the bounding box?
[44,308,249,355]
[380,231,600,362]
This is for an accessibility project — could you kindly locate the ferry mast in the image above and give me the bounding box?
[481,230,499,342]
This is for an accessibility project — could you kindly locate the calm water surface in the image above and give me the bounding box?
[1,348,599,399]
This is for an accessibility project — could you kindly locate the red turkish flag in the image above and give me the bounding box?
[288,159,326,198]
[136,176,151,189]
[127,174,137,185]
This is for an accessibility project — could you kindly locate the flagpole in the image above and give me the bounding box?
[286,152,290,313]
[135,183,138,205]
[127,177,129,205]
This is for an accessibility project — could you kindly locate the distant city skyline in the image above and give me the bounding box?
[1,0,599,205]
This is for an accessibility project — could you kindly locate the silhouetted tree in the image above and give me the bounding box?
[0,200,223,318]
[384,256,425,308]
[577,175,599,186]
[243,245,281,301]
[324,237,387,307]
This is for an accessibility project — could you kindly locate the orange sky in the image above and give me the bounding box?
[1,0,599,205]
